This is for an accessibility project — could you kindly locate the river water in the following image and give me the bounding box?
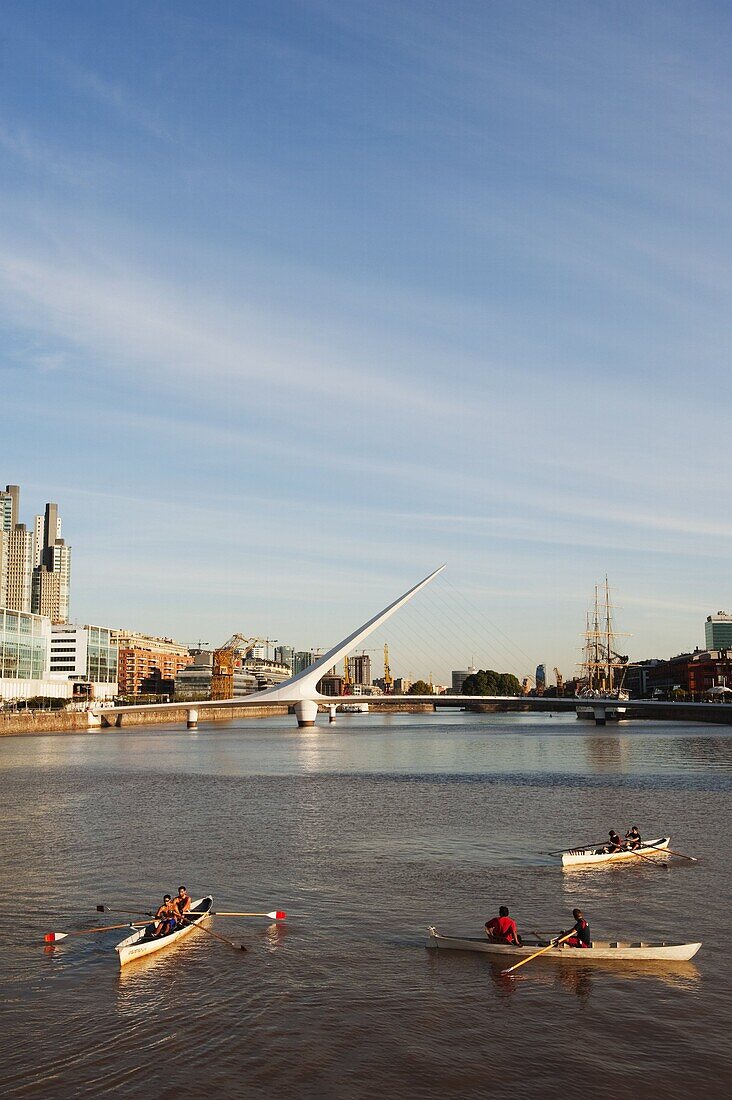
[1,712,730,1098]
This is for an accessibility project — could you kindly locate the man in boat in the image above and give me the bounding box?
[485,906,523,946]
[561,908,591,948]
[602,830,623,853]
[149,894,177,938]
[625,825,642,850]
[173,885,192,926]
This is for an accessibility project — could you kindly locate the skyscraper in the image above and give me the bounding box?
[1,485,24,609]
[1,485,72,622]
[351,654,372,686]
[31,501,71,623]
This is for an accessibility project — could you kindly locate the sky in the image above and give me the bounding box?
[1,0,730,682]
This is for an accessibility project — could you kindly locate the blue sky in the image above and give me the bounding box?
[1,1,729,680]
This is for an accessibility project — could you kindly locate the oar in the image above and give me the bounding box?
[96,905,154,916]
[207,910,286,919]
[547,841,606,855]
[665,847,698,863]
[44,920,147,942]
[183,915,247,952]
[501,931,575,976]
[629,846,668,870]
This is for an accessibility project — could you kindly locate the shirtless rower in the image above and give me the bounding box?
[173,885,192,925]
[149,894,177,938]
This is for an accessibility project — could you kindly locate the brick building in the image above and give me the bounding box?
[113,631,192,696]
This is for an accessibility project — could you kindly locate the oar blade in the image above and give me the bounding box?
[44,932,67,942]
[268,911,287,920]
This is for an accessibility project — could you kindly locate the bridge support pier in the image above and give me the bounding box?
[593,707,607,726]
[87,711,102,729]
[328,705,337,724]
[187,708,199,730]
[295,699,318,728]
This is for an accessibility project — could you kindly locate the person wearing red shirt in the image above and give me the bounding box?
[485,906,522,945]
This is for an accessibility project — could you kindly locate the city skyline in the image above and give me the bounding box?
[1,2,729,675]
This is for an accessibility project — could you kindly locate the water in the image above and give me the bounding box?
[1,713,730,1098]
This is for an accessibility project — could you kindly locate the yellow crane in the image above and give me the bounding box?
[383,643,393,695]
[212,634,270,700]
[342,655,353,696]
[553,667,564,696]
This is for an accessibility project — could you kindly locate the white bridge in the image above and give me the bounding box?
[93,565,732,730]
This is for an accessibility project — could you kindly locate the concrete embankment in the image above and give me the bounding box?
[0,704,289,737]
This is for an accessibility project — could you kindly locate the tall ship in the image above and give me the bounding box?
[576,578,629,720]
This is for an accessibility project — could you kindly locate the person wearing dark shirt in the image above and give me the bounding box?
[562,908,591,948]
[625,826,642,850]
[603,830,622,853]
[485,906,522,945]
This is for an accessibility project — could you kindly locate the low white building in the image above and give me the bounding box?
[49,623,118,701]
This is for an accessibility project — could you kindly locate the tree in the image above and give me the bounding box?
[461,670,521,696]
[408,680,433,695]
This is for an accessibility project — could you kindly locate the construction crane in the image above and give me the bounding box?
[342,655,353,696]
[553,667,564,696]
[383,643,393,695]
[211,634,271,700]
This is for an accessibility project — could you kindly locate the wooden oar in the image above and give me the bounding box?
[665,847,698,862]
[628,845,668,869]
[183,915,247,952]
[44,921,147,942]
[97,905,154,916]
[206,910,286,919]
[501,931,575,976]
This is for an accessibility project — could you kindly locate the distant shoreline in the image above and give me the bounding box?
[3,697,732,737]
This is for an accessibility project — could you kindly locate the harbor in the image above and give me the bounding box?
[1,712,729,1099]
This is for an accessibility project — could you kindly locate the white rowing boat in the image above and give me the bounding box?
[115,895,213,967]
[561,836,670,867]
[427,927,701,962]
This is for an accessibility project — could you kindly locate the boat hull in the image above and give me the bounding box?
[427,928,700,962]
[115,895,213,967]
[561,837,670,867]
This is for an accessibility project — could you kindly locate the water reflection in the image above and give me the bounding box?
[264,921,288,953]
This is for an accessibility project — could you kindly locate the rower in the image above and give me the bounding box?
[562,908,591,948]
[625,825,642,850]
[149,894,177,938]
[485,906,522,945]
[603,830,623,853]
[174,885,192,925]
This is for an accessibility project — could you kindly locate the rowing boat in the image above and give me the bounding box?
[427,927,701,962]
[561,836,670,867]
[115,895,213,967]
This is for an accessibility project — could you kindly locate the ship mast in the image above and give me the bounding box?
[578,578,630,697]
